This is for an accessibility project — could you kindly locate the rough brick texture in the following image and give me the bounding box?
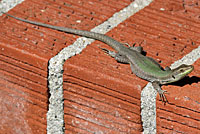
[0,0,199,134]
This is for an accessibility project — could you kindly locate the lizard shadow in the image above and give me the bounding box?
[166,76,200,87]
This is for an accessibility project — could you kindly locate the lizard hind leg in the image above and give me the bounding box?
[122,43,143,53]
[129,46,143,53]
[100,47,129,63]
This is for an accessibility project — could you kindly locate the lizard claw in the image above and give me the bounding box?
[99,47,109,54]
[158,90,168,103]
[122,43,131,47]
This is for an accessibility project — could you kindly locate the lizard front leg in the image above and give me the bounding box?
[152,81,168,103]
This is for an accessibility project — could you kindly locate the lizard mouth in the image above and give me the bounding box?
[185,65,194,74]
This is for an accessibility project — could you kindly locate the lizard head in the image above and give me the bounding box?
[161,64,194,84]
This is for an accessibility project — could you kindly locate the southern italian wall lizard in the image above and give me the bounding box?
[2,12,194,103]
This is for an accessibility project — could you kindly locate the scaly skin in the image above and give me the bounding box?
[2,12,194,103]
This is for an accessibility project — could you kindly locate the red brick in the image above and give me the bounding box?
[0,0,199,133]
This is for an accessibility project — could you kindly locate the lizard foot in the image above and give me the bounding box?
[99,47,109,54]
[99,47,116,57]
[157,89,169,103]
[152,81,169,103]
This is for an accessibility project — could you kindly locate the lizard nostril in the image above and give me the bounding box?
[180,69,184,72]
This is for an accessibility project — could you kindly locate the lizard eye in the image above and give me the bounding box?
[172,75,175,79]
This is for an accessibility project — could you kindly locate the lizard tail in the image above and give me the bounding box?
[2,12,123,51]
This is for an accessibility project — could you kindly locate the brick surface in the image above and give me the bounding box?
[0,0,199,134]
[63,0,200,133]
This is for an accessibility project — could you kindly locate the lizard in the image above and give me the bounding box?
[1,12,194,103]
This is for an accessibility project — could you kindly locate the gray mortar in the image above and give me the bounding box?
[141,83,157,134]
[0,0,24,12]
[170,46,200,69]
[47,0,153,134]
